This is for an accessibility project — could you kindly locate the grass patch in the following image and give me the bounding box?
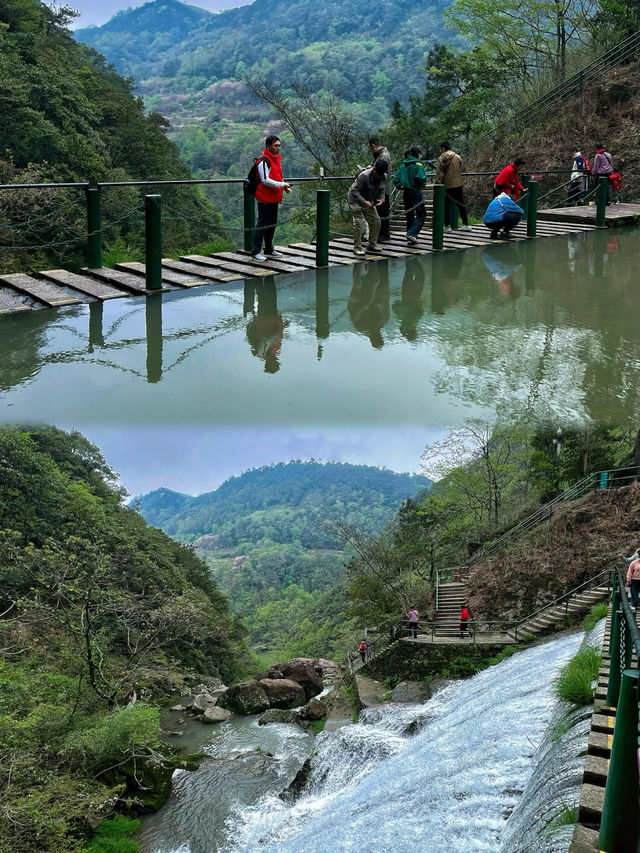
[583,603,608,632]
[554,645,600,707]
[164,237,232,260]
[103,238,144,267]
[308,718,326,735]
[382,691,392,701]
[546,802,577,829]
[83,816,140,852]
[487,645,518,666]
[549,713,574,742]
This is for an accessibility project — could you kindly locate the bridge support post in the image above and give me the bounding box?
[526,180,538,238]
[316,189,330,267]
[145,194,162,292]
[599,669,640,852]
[596,176,608,227]
[243,185,255,252]
[520,175,529,218]
[432,184,445,250]
[85,187,102,269]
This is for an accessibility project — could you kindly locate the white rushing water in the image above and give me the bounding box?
[215,631,584,853]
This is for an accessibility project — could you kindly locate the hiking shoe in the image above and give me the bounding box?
[252,252,267,261]
[377,236,391,243]
[406,234,419,245]
[490,233,500,240]
[459,224,473,231]
[354,247,366,256]
[265,250,284,257]
[443,226,452,232]
[499,232,513,240]
[366,244,383,253]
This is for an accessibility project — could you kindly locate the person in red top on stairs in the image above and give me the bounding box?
[493,158,525,201]
[459,604,470,638]
[252,135,292,261]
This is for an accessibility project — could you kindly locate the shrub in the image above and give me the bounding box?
[64,704,160,773]
[583,603,608,632]
[554,646,600,707]
[83,816,140,853]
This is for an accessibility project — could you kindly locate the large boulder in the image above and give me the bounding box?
[391,681,432,703]
[259,678,306,709]
[298,697,327,721]
[202,705,232,724]
[258,708,300,726]
[273,659,323,700]
[189,692,221,713]
[217,680,270,715]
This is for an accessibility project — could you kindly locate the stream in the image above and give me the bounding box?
[139,628,595,852]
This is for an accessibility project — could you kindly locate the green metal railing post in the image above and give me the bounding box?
[599,669,640,852]
[520,175,530,218]
[432,184,445,250]
[596,176,608,227]
[606,607,622,706]
[85,187,102,269]
[243,185,256,252]
[316,189,330,267]
[526,180,538,238]
[144,194,162,292]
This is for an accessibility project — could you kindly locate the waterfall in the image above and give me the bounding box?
[218,630,586,853]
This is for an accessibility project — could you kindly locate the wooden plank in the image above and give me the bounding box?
[83,266,169,295]
[287,243,358,264]
[178,255,273,278]
[114,261,217,288]
[40,269,124,301]
[258,246,330,268]
[0,273,81,307]
[205,251,302,274]
[0,285,31,314]
[328,240,409,258]
[165,258,256,280]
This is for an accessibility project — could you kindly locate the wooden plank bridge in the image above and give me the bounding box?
[0,216,608,317]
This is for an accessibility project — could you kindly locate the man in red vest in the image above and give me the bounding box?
[252,135,292,261]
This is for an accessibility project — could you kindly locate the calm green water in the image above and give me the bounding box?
[1,228,638,427]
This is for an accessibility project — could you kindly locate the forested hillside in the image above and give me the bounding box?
[0,426,251,852]
[75,0,453,178]
[137,462,430,658]
[0,0,227,274]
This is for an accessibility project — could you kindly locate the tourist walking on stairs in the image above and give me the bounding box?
[251,135,292,261]
[626,556,640,610]
[392,146,427,244]
[435,142,472,231]
[460,604,470,638]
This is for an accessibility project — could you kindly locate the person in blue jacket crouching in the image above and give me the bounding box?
[483,191,524,240]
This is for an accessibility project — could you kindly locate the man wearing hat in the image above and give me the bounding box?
[347,158,388,256]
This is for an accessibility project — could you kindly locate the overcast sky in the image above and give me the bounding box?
[70,425,447,498]
[68,0,248,29]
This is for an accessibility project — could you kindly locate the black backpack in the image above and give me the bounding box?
[245,156,267,195]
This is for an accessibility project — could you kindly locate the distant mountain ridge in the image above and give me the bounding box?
[137,460,431,544]
[74,0,452,178]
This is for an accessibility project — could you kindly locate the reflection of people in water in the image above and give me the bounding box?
[245,280,288,372]
[392,256,425,340]
[430,251,465,314]
[347,261,390,349]
[481,245,522,295]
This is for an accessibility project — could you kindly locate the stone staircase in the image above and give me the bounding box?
[435,581,467,637]
[507,581,611,641]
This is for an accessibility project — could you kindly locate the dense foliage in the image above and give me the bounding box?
[0,0,227,274]
[0,426,250,852]
[137,462,430,658]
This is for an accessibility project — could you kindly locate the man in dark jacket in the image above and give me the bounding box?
[368,137,392,241]
[393,145,427,244]
[348,159,388,255]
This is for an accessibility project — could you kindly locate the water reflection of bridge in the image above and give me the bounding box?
[0,219,601,316]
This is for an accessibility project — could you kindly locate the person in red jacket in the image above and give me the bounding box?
[493,158,526,201]
[252,135,292,261]
[459,604,470,638]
